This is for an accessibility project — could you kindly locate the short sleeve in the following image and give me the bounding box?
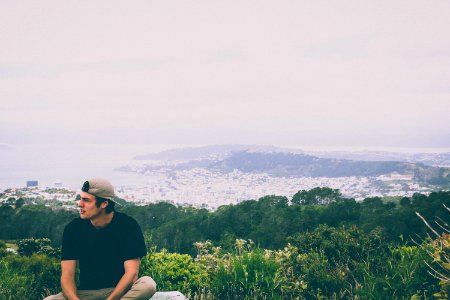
[122,218,147,261]
[61,222,80,260]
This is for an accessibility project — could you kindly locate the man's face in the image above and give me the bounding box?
[78,191,106,220]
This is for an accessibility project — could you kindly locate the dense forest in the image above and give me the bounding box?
[1,188,450,299]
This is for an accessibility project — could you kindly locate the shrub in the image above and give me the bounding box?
[417,206,450,299]
[139,247,208,296]
[0,254,60,300]
[285,225,438,299]
[206,249,281,299]
[193,239,290,300]
[17,238,60,258]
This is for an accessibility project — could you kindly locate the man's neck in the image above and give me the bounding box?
[90,211,115,229]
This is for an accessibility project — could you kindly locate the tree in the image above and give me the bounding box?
[292,187,342,205]
[320,198,360,227]
[400,197,411,207]
[15,198,25,209]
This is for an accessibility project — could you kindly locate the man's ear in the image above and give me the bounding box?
[101,200,109,209]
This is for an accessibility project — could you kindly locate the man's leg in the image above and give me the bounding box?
[44,278,156,300]
[121,276,157,299]
[43,288,114,300]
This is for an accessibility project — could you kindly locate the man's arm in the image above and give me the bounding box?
[106,258,141,300]
[60,260,79,300]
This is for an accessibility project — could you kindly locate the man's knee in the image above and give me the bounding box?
[132,276,157,299]
[138,276,157,297]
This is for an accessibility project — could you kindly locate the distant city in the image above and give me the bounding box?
[1,145,449,210]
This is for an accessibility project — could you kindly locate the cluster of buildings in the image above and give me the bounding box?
[0,186,76,208]
[0,169,434,211]
[117,168,433,210]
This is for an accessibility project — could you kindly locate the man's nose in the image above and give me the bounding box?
[77,200,83,207]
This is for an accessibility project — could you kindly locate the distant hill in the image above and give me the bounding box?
[210,151,450,185]
[310,150,450,167]
[212,151,409,176]
[134,144,287,160]
[123,147,450,186]
[134,144,450,167]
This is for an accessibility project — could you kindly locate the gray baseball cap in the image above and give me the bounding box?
[81,178,119,204]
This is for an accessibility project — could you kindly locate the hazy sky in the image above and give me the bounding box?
[1,0,449,147]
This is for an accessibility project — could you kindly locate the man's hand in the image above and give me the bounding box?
[60,260,80,300]
[106,258,141,300]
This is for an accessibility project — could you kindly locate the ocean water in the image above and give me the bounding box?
[0,143,183,190]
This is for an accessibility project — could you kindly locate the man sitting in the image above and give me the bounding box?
[45,178,156,300]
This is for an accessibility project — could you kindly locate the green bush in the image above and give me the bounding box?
[0,254,60,300]
[0,270,28,300]
[416,207,450,299]
[283,225,439,299]
[17,238,60,258]
[355,244,437,299]
[192,239,291,299]
[207,249,281,299]
[139,247,208,296]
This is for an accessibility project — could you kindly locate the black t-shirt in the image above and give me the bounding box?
[61,212,147,290]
